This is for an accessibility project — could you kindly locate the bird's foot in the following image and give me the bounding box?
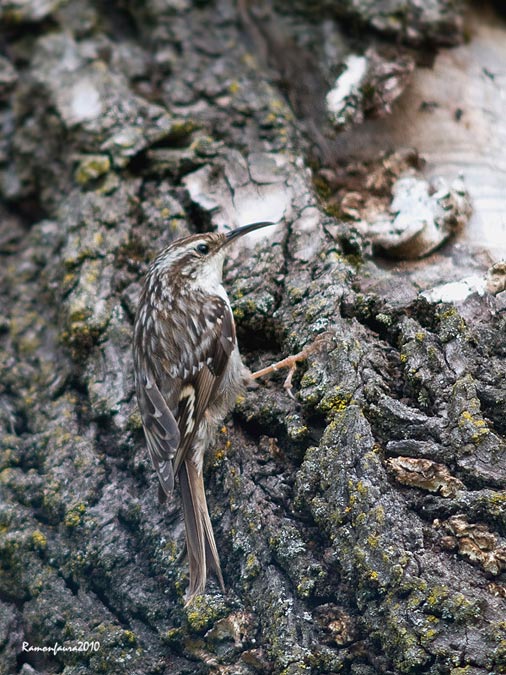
[250,334,331,398]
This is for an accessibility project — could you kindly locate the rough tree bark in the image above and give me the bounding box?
[0,1,505,675]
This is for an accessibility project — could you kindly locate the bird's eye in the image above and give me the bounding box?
[195,243,209,255]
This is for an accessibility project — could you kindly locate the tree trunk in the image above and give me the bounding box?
[1,1,505,674]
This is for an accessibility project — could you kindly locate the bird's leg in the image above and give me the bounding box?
[250,335,329,398]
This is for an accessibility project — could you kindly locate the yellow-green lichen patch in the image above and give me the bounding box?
[86,623,143,670]
[184,593,228,633]
[27,571,45,598]
[0,436,22,471]
[423,582,482,624]
[286,283,306,304]
[60,321,100,357]
[458,410,490,443]
[436,305,467,342]
[168,118,198,141]
[64,502,87,528]
[268,523,324,599]
[295,577,315,599]
[244,552,261,579]
[60,256,114,360]
[31,529,47,551]
[492,645,506,671]
[126,408,143,431]
[162,627,184,646]
[368,593,440,673]
[0,468,15,487]
[285,414,309,441]
[232,305,245,322]
[211,426,232,467]
[472,491,506,525]
[74,154,111,185]
[122,630,136,645]
[304,297,329,323]
[318,388,353,417]
[65,550,89,579]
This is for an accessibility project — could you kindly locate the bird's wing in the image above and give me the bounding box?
[172,297,236,476]
[137,373,181,494]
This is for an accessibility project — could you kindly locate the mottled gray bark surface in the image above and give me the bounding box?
[1,1,505,674]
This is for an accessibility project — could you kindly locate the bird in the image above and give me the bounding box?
[132,221,276,600]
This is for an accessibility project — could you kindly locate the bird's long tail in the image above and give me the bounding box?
[179,459,225,600]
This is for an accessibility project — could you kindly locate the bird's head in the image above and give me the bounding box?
[151,221,275,286]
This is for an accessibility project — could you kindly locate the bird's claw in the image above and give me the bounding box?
[283,364,297,399]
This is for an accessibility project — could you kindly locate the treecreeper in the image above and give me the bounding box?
[133,221,318,600]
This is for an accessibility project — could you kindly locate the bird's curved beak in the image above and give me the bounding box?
[224,221,276,244]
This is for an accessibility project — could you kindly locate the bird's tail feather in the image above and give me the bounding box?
[179,460,225,600]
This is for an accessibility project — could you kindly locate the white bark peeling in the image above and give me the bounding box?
[325,55,368,126]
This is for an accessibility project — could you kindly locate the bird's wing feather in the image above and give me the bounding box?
[137,374,181,493]
[172,298,236,475]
